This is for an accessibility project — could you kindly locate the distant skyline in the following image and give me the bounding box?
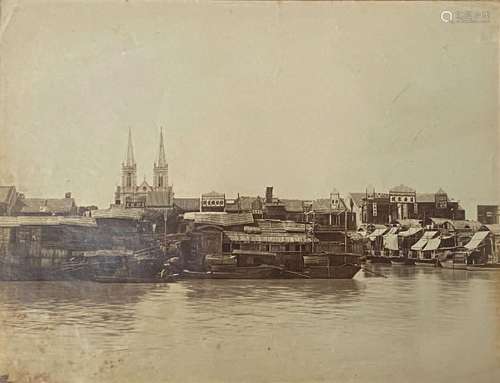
[0,1,498,217]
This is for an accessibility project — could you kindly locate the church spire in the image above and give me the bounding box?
[157,127,167,167]
[125,127,136,167]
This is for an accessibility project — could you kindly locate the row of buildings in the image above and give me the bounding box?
[0,129,499,278]
[1,129,498,228]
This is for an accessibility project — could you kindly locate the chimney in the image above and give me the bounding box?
[65,192,72,199]
[266,186,273,204]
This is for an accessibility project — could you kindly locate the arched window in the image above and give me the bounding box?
[127,173,132,187]
[158,176,163,187]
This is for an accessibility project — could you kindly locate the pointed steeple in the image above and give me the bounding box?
[157,127,167,167]
[125,127,136,167]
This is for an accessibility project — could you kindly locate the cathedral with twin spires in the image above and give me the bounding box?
[114,128,174,208]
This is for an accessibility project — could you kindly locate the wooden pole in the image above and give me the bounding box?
[164,209,167,255]
[344,199,348,253]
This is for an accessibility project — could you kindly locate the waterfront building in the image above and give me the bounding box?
[388,184,417,221]
[200,191,225,212]
[483,224,500,262]
[0,186,20,216]
[348,186,465,227]
[17,192,77,216]
[173,198,201,213]
[225,195,264,219]
[415,188,465,221]
[477,205,499,224]
[114,128,174,208]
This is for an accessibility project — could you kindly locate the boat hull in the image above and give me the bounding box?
[466,264,500,272]
[366,255,391,264]
[92,275,177,283]
[181,264,361,280]
[414,259,438,267]
[303,264,361,279]
[439,259,468,270]
[390,257,415,265]
[182,266,281,279]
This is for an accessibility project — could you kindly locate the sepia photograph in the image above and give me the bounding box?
[0,0,499,382]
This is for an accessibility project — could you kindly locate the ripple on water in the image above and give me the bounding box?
[0,268,499,382]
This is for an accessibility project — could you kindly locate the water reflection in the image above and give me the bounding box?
[0,282,167,334]
[0,269,499,383]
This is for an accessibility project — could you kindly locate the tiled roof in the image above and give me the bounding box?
[255,219,309,233]
[396,219,422,228]
[281,199,304,213]
[225,196,261,212]
[390,184,416,194]
[202,191,225,198]
[92,208,144,220]
[430,218,482,231]
[173,198,200,212]
[146,191,171,207]
[311,199,346,214]
[184,212,254,227]
[416,193,435,203]
[224,231,317,244]
[0,186,16,204]
[450,220,482,231]
[20,198,75,214]
[0,216,96,227]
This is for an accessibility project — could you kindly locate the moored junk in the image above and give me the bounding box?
[180,213,361,279]
[83,248,173,283]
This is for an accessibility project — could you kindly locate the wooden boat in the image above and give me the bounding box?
[182,252,361,280]
[439,259,468,270]
[181,265,281,279]
[84,248,169,282]
[302,253,361,279]
[389,256,415,265]
[466,263,500,272]
[93,274,178,283]
[181,270,213,279]
[438,251,468,270]
[303,264,361,279]
[414,259,438,267]
[366,255,391,264]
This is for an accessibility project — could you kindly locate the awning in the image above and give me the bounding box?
[383,234,399,251]
[385,227,399,235]
[411,238,428,251]
[422,231,438,239]
[368,228,388,241]
[423,238,441,251]
[224,231,317,244]
[398,227,422,237]
[464,231,490,251]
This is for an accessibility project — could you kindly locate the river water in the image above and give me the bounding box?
[0,266,499,383]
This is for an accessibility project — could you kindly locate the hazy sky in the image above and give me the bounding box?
[0,1,498,217]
